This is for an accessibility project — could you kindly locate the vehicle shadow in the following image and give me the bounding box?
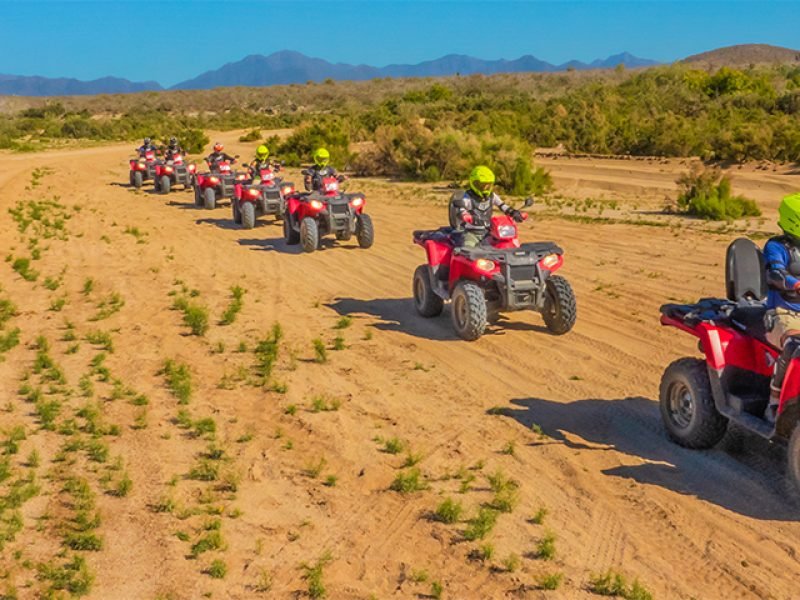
[238,237,303,254]
[499,396,799,521]
[196,218,275,231]
[327,297,460,341]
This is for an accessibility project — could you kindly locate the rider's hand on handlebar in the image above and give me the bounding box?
[462,213,473,225]
[510,210,527,223]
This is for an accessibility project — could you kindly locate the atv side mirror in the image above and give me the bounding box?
[523,197,534,208]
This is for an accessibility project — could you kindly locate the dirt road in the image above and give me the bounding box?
[1,135,799,599]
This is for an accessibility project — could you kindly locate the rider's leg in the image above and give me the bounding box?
[462,231,481,248]
[766,310,800,420]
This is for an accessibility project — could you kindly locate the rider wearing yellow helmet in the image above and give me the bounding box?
[451,165,525,247]
[764,192,800,421]
[302,147,345,192]
[248,145,278,178]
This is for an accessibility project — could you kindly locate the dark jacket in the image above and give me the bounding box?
[302,165,339,192]
[452,189,514,230]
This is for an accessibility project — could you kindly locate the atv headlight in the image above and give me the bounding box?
[282,185,294,195]
[164,166,173,173]
[310,199,324,210]
[351,197,364,208]
[497,224,516,239]
[541,254,559,269]
[237,174,247,181]
[188,164,196,172]
[476,258,496,273]
[209,176,219,184]
[248,188,261,197]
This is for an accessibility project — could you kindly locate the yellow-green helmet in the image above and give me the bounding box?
[779,193,800,238]
[313,147,330,167]
[469,165,496,198]
[256,145,269,160]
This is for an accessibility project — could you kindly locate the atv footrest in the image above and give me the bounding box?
[719,406,775,440]
[727,393,765,416]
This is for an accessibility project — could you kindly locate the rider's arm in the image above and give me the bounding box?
[765,240,800,291]
[491,193,513,214]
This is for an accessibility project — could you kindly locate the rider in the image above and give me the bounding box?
[206,142,236,171]
[163,137,185,161]
[137,137,158,158]
[452,165,526,247]
[302,147,343,192]
[764,193,800,421]
[248,145,279,178]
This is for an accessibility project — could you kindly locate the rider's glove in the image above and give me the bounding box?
[462,213,474,225]
[511,210,526,223]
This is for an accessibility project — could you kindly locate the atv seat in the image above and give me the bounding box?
[725,238,774,347]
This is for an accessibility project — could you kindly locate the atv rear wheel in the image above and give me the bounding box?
[160,175,171,195]
[204,188,216,210]
[133,171,143,189]
[241,202,256,229]
[659,358,727,449]
[283,213,300,245]
[542,275,576,335]
[413,265,444,318]
[300,217,319,253]
[356,213,375,248]
[451,281,487,341]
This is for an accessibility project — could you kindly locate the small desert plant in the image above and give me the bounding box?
[206,559,227,579]
[537,572,564,590]
[382,437,405,455]
[323,475,338,487]
[501,553,520,573]
[433,498,462,524]
[91,292,125,321]
[430,581,443,599]
[530,506,548,525]
[332,335,345,351]
[110,473,132,497]
[301,551,333,599]
[535,531,557,560]
[191,530,224,557]
[303,457,327,479]
[390,468,428,493]
[588,571,652,600]
[253,323,283,384]
[85,330,114,352]
[675,165,760,221]
[468,543,494,562]
[463,508,498,541]
[220,285,245,325]
[311,395,341,412]
[161,359,192,404]
[312,338,327,363]
[334,316,352,329]
[500,440,516,456]
[182,303,209,336]
[11,257,38,281]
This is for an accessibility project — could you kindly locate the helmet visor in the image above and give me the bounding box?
[475,181,493,195]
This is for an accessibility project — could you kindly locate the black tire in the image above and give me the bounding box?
[160,175,171,195]
[450,281,487,341]
[241,202,256,229]
[413,265,444,318]
[659,358,727,449]
[356,213,375,249]
[283,213,300,245]
[129,171,135,187]
[787,425,800,496]
[133,171,143,189]
[300,217,319,253]
[204,187,216,210]
[232,201,242,225]
[542,275,576,335]
[194,185,202,207]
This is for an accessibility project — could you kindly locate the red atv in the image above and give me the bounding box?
[412,199,576,341]
[283,176,374,253]
[232,167,295,229]
[193,159,245,210]
[154,154,196,195]
[129,150,158,188]
[659,238,800,491]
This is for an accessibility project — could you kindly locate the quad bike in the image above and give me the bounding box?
[154,154,196,195]
[659,238,800,492]
[129,149,158,188]
[232,167,295,229]
[283,175,374,253]
[412,198,576,341]
[193,159,245,210]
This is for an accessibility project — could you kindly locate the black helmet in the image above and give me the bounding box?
[169,137,177,146]
[144,137,151,145]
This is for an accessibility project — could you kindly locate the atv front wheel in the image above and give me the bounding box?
[232,201,242,225]
[241,202,255,229]
[160,175,171,195]
[413,265,444,318]
[659,358,727,449]
[300,217,319,253]
[542,275,576,335]
[194,185,202,207]
[451,281,487,341]
[133,171,143,189]
[356,213,375,249]
[204,188,216,210]
[787,425,800,495]
[283,213,300,245]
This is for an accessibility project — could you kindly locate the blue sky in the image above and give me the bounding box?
[1,1,798,87]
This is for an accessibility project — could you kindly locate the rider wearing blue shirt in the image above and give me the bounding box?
[764,193,800,420]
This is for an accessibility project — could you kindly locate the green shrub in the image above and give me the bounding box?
[182,303,209,336]
[239,129,261,142]
[433,498,462,524]
[675,165,760,221]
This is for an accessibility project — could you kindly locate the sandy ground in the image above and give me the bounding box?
[1,133,800,600]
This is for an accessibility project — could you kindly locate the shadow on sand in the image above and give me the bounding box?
[497,396,798,520]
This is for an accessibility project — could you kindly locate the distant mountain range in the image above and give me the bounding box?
[2,44,797,97]
[0,74,162,97]
[171,50,659,91]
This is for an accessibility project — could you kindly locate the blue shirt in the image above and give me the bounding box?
[764,239,800,311]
